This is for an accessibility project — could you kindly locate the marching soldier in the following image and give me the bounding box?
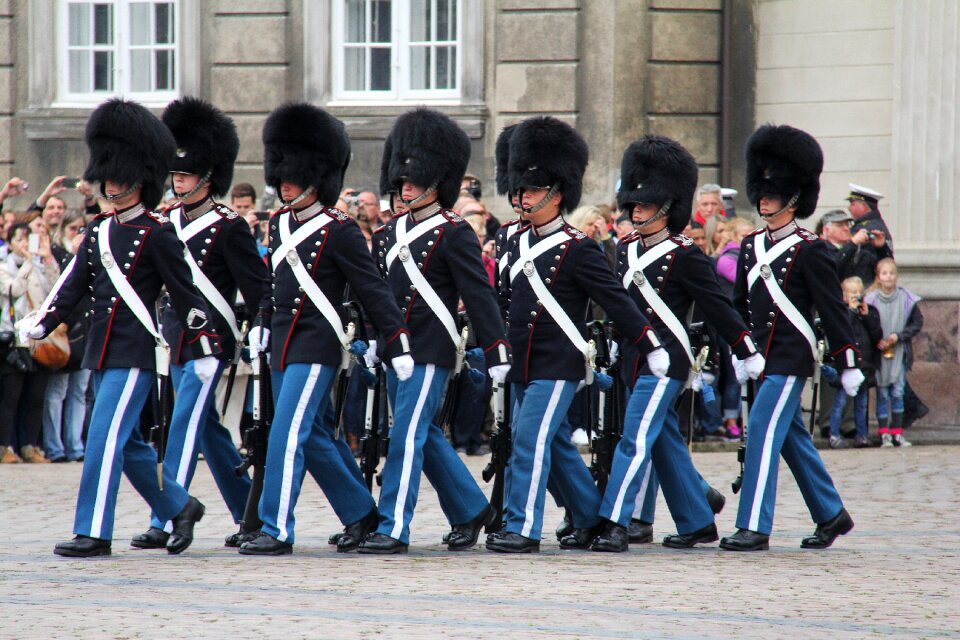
[720,124,864,551]
[358,108,510,554]
[26,99,218,557]
[589,136,764,552]
[239,103,413,555]
[488,117,666,553]
[129,97,271,551]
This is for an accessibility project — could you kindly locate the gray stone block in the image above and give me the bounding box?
[494,63,577,113]
[497,12,578,61]
[0,116,9,162]
[232,115,267,164]
[212,16,288,64]
[0,19,11,66]
[646,115,719,164]
[647,64,719,113]
[0,1,12,17]
[0,67,11,113]
[500,0,580,9]
[650,12,720,62]
[211,0,288,14]
[650,0,721,9]
[211,67,287,112]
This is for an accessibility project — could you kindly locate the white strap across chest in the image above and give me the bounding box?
[271,211,334,271]
[622,239,694,366]
[384,213,448,271]
[171,208,241,343]
[497,222,523,277]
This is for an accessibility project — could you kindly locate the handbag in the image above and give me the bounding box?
[22,285,71,371]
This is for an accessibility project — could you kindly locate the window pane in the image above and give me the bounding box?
[344,47,365,91]
[438,0,453,41]
[410,46,430,90]
[69,50,91,92]
[93,3,113,45]
[130,3,151,45]
[345,0,365,43]
[93,50,113,91]
[370,47,391,90]
[155,3,173,44]
[437,45,454,89]
[69,3,91,46]
[130,50,151,91]
[372,0,391,43]
[156,49,173,90]
[409,0,429,42]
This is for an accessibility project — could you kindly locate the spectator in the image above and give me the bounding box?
[865,258,922,447]
[569,204,616,271]
[693,183,732,226]
[846,184,893,286]
[715,217,755,289]
[356,190,380,222]
[464,214,495,286]
[24,176,73,230]
[818,209,858,278]
[684,222,707,252]
[461,173,482,200]
[700,214,726,256]
[453,191,478,214]
[230,182,258,231]
[613,213,633,242]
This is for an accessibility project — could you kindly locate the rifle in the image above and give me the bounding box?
[221,311,250,417]
[235,321,273,533]
[344,301,383,492]
[808,319,826,436]
[481,380,511,534]
[686,321,711,449]
[436,313,472,438]
[332,320,357,441]
[150,298,172,489]
[731,380,753,494]
[587,321,618,495]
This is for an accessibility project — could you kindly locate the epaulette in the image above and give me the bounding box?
[442,209,464,224]
[147,209,169,224]
[671,234,694,247]
[621,230,641,243]
[797,228,817,242]
[213,202,238,219]
[326,206,350,222]
[564,226,587,241]
[746,227,765,238]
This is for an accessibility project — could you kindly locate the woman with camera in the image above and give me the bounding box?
[0,217,60,463]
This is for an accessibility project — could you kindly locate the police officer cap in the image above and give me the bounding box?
[162,97,239,199]
[262,103,350,207]
[745,123,823,219]
[507,116,589,212]
[846,183,884,204]
[617,135,699,233]
[821,209,854,225]
[83,98,177,210]
[380,107,470,209]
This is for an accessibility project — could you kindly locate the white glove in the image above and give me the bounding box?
[247,326,271,357]
[840,368,865,397]
[488,364,510,384]
[743,353,766,380]
[608,340,619,367]
[732,355,748,385]
[193,356,219,384]
[363,339,379,368]
[691,373,705,392]
[646,348,670,379]
[391,354,414,381]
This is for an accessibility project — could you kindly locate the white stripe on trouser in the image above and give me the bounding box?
[276,364,322,542]
[521,381,565,538]
[610,377,670,522]
[390,364,436,540]
[748,376,797,532]
[89,368,140,540]
[636,462,654,514]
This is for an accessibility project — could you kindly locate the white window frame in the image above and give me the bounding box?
[330,0,464,105]
[55,0,180,108]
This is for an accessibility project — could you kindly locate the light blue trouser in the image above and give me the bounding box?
[635,466,712,525]
[258,364,375,544]
[376,364,489,544]
[149,361,252,532]
[43,368,91,461]
[735,375,844,535]
[74,368,189,540]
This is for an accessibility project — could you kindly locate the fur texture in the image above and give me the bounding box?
[162,97,239,198]
[745,124,823,219]
[507,116,589,212]
[617,135,699,233]
[494,124,517,197]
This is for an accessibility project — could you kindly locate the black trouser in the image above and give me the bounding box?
[0,351,50,449]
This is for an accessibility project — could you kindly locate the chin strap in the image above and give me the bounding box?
[173,169,213,201]
[101,182,142,202]
[758,192,799,219]
[631,199,673,229]
[519,184,559,215]
[281,185,317,208]
[399,181,439,208]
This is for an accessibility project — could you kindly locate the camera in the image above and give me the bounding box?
[28,233,40,254]
[62,177,80,189]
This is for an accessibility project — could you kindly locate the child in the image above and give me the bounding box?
[828,277,883,448]
[864,258,923,447]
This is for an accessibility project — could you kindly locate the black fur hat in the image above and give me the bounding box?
[380,107,470,208]
[162,97,239,199]
[507,116,589,212]
[494,124,517,197]
[262,103,350,206]
[745,124,823,219]
[617,135,699,234]
[83,98,176,209]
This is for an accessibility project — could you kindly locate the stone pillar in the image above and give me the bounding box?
[0,1,13,178]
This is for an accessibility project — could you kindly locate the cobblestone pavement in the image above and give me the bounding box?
[2,446,959,639]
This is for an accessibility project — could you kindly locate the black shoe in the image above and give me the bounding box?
[224,527,258,548]
[627,519,653,543]
[130,527,170,549]
[555,509,574,541]
[166,496,205,555]
[238,532,293,555]
[663,523,719,549]
[336,508,379,552]
[50,455,69,463]
[559,522,602,550]
[328,531,343,545]
[719,528,769,551]
[706,487,726,515]
[486,531,539,553]
[590,520,629,552]
[801,508,854,549]
[447,505,496,551]
[357,532,408,555]
[54,535,112,558]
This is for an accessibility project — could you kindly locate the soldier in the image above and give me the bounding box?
[358,108,510,554]
[127,98,271,551]
[24,99,218,557]
[720,124,864,551]
[238,103,413,555]
[487,117,667,553]
[588,136,764,552]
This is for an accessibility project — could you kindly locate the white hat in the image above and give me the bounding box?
[846,183,884,202]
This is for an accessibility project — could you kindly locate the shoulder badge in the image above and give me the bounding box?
[797,228,817,242]
[672,234,694,247]
[214,203,238,219]
[326,207,350,222]
[564,226,587,241]
[147,209,169,224]
[442,209,464,224]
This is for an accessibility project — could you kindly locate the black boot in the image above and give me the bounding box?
[224,526,259,548]
[447,505,496,551]
[706,487,726,515]
[554,509,574,541]
[130,527,169,550]
[238,532,293,555]
[662,523,718,549]
[801,508,854,549]
[327,532,343,546]
[590,520,629,552]
[719,528,769,551]
[336,508,379,552]
[559,522,602,550]
[166,497,205,555]
[486,531,540,553]
[54,535,112,558]
[627,519,653,543]
[357,532,408,555]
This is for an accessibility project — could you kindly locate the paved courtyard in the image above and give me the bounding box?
[1,446,959,639]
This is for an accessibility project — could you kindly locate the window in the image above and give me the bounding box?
[332,0,462,102]
[58,1,178,105]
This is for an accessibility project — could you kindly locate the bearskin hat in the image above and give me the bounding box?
[262,103,350,206]
[83,98,176,209]
[162,97,239,199]
[380,107,470,209]
[507,116,589,212]
[617,135,699,234]
[494,124,517,198]
[745,124,823,219]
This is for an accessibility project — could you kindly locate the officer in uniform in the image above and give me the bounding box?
[845,184,894,286]
[128,97,271,551]
[357,108,510,554]
[720,124,864,551]
[239,103,413,555]
[487,117,666,553]
[589,136,764,552]
[28,99,218,557]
